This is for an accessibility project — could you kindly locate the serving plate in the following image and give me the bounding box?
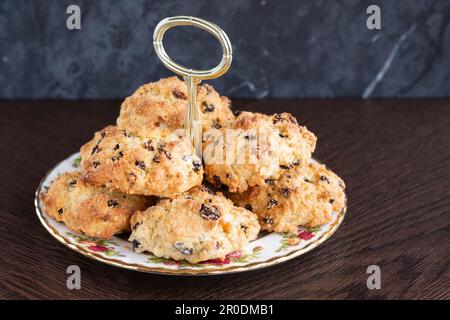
[35,153,346,275]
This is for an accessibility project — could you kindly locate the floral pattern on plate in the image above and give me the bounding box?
[276,226,322,252]
[67,233,125,257]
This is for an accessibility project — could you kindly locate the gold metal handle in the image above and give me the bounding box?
[153,16,233,157]
[153,16,233,79]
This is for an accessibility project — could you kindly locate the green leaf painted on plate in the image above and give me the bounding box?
[72,157,81,168]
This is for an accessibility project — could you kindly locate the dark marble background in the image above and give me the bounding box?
[1,0,449,99]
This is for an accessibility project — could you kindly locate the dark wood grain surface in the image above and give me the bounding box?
[0,99,449,300]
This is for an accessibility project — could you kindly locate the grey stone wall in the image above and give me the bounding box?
[0,0,449,99]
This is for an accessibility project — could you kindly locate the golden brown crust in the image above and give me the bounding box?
[129,187,260,263]
[229,162,346,233]
[40,171,150,239]
[117,76,234,135]
[203,111,317,192]
[80,125,203,197]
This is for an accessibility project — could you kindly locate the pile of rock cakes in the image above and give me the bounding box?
[40,77,346,263]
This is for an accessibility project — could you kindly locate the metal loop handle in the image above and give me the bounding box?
[153,16,232,157]
[153,16,233,80]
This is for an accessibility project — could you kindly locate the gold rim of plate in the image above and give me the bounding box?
[35,156,347,276]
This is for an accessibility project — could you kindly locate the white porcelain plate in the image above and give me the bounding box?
[35,153,346,275]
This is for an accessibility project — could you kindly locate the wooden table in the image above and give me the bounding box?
[1,99,449,299]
